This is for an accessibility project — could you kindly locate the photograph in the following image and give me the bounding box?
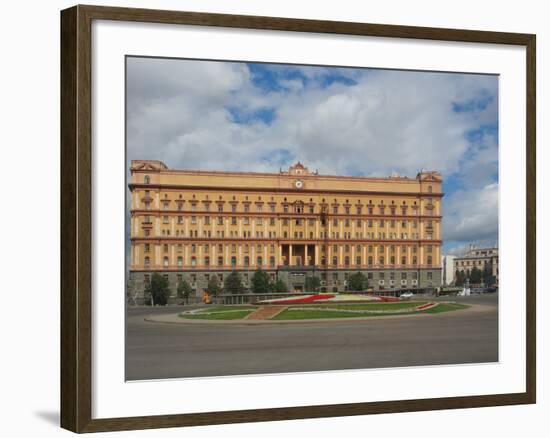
[125,56,499,381]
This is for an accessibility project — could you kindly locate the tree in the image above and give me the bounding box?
[482,265,493,286]
[455,269,464,286]
[305,276,321,292]
[470,266,482,284]
[177,279,193,305]
[348,272,368,291]
[145,273,170,306]
[272,279,288,293]
[207,275,222,296]
[251,269,270,294]
[224,271,245,294]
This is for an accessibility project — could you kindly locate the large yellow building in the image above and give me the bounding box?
[128,160,443,301]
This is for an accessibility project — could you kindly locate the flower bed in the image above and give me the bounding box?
[264,294,336,304]
[415,302,437,311]
[378,296,401,302]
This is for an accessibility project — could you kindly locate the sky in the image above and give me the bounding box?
[126,57,499,256]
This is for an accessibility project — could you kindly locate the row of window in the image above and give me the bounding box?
[142,255,434,268]
[153,229,430,240]
[141,270,431,287]
[149,216,435,228]
[456,259,496,267]
[140,199,436,216]
[143,243,435,254]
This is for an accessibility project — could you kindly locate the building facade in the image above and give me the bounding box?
[128,161,443,302]
[453,245,499,285]
[441,255,456,285]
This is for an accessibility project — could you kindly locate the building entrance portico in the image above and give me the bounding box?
[281,244,316,267]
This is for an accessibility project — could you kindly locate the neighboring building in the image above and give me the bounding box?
[441,255,456,285]
[128,160,443,302]
[454,245,499,285]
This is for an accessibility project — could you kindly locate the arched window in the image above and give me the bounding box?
[257,256,263,267]
[413,256,417,265]
[269,256,275,267]
[231,256,237,267]
[390,256,395,265]
[427,185,432,193]
[191,257,197,267]
[144,256,150,267]
[244,256,250,267]
[144,175,150,184]
[204,256,210,267]
[177,256,183,267]
[356,256,361,266]
[368,256,373,266]
[379,256,385,265]
[427,256,433,265]
[321,257,327,266]
[332,256,338,266]
[344,256,350,266]
[217,256,223,266]
[163,256,169,267]
[401,256,407,265]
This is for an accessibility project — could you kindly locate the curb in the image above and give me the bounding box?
[143,303,492,326]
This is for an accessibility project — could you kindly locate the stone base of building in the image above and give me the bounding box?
[127,268,442,305]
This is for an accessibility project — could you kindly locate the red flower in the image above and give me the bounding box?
[271,294,335,304]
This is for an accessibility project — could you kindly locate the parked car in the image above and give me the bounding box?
[400,292,413,299]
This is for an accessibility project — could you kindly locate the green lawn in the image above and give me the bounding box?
[418,303,470,313]
[179,309,254,320]
[272,302,469,320]
[315,301,427,311]
[190,305,256,313]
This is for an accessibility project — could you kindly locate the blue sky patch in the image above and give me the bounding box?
[247,63,359,93]
[227,105,276,125]
[452,94,494,113]
[260,148,295,167]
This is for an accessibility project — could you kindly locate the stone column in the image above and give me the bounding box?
[289,244,293,266]
[315,245,319,266]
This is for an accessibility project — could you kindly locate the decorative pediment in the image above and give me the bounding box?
[130,160,168,171]
[287,162,312,176]
[416,170,442,182]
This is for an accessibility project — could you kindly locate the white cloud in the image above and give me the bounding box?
[442,183,498,243]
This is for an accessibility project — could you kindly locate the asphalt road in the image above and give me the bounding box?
[125,294,498,380]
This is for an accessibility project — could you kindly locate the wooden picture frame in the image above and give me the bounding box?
[60,4,536,433]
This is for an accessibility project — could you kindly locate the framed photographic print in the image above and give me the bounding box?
[60,4,536,433]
